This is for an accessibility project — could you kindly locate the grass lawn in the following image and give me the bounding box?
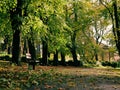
[0,61,120,90]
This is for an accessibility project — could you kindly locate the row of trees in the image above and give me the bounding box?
[0,0,119,66]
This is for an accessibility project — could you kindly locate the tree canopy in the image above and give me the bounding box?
[0,0,119,66]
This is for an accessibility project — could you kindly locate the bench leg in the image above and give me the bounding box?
[28,62,36,70]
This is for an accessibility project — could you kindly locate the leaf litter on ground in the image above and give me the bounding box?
[0,62,120,90]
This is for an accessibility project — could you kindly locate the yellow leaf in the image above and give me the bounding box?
[67,82,76,87]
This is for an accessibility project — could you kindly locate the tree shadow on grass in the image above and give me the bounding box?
[27,73,120,90]
[0,64,120,90]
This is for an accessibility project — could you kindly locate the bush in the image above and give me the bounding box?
[66,60,83,66]
[0,55,11,61]
[117,61,120,67]
[102,61,111,66]
[79,60,83,66]
[86,60,96,64]
[102,61,120,68]
[111,62,118,68]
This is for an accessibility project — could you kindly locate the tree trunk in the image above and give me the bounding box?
[72,2,78,66]
[23,39,27,55]
[61,51,66,66]
[28,39,36,70]
[53,50,58,66]
[94,20,99,61]
[113,1,120,55]
[12,30,21,65]
[71,48,78,66]
[10,0,22,65]
[42,39,48,65]
[95,53,98,61]
[71,31,78,66]
[28,39,36,60]
[94,48,98,61]
[7,44,11,54]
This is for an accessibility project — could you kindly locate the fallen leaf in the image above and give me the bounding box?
[44,85,53,89]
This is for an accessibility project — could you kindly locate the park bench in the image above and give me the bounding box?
[26,53,39,70]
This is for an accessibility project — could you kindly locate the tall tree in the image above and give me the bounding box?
[27,27,36,61]
[99,0,120,55]
[10,0,23,65]
[0,0,13,54]
[65,0,79,66]
[91,1,110,61]
[65,0,93,66]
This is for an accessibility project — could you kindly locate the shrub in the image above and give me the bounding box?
[102,61,120,68]
[66,60,83,66]
[110,62,117,68]
[102,61,111,66]
[0,55,11,61]
[79,60,83,67]
[117,61,120,67]
[87,60,96,64]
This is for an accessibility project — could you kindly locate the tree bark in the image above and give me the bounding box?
[28,38,36,70]
[42,38,48,65]
[53,50,58,66]
[12,30,21,65]
[7,44,11,54]
[28,39,36,60]
[71,31,78,66]
[23,39,27,55]
[95,52,98,61]
[113,1,120,55]
[61,51,66,66]
[10,0,22,65]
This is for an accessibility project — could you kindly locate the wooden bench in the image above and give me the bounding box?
[26,53,39,70]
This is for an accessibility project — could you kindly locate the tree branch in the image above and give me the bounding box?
[99,0,117,44]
